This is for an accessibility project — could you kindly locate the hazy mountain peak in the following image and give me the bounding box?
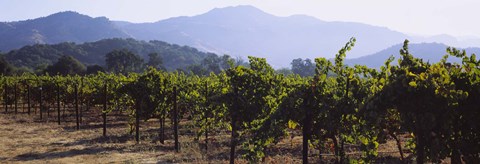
[208,5,267,15]
[36,11,93,22]
[48,11,84,17]
[200,5,274,20]
[0,11,130,51]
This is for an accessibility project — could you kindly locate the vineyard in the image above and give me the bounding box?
[1,39,480,163]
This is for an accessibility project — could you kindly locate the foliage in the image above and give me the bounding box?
[291,58,315,77]
[0,54,15,75]
[85,64,105,75]
[186,54,236,76]
[44,55,86,75]
[146,52,165,71]
[105,49,144,74]
[4,38,212,71]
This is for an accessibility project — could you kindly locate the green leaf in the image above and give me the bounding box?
[408,81,417,87]
[287,120,298,129]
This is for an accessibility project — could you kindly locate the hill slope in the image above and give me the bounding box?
[0,6,409,67]
[4,38,214,71]
[120,5,409,67]
[0,11,131,51]
[3,6,480,68]
[345,43,480,68]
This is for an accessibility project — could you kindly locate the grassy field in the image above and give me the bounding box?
[0,105,413,163]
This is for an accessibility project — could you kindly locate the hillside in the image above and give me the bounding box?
[120,5,409,67]
[4,38,214,71]
[0,11,131,51]
[0,6,409,67]
[345,42,480,68]
[2,6,480,68]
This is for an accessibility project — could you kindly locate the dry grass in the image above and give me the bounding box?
[0,106,409,163]
[0,106,245,163]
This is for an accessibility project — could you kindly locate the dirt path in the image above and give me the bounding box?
[0,111,407,163]
[0,113,177,163]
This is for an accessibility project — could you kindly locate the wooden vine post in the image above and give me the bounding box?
[173,86,179,152]
[57,84,61,125]
[27,84,31,115]
[339,76,350,164]
[4,83,7,113]
[14,83,17,114]
[103,81,107,137]
[204,82,209,152]
[159,109,165,144]
[159,108,165,144]
[159,80,167,144]
[75,84,79,130]
[230,87,238,164]
[79,78,83,124]
[135,96,141,143]
[302,91,311,164]
[62,83,68,119]
[39,86,43,119]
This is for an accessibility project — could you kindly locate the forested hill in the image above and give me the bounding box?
[0,11,131,51]
[3,38,215,71]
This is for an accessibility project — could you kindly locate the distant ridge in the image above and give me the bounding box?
[345,42,480,68]
[1,6,480,68]
[0,11,131,51]
[120,5,409,67]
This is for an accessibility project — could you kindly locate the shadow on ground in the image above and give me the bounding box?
[14,132,176,162]
[13,147,120,161]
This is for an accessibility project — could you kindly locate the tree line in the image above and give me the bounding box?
[0,38,220,72]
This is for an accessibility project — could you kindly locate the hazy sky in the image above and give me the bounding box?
[1,0,478,37]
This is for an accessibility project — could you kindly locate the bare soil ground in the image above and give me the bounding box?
[0,106,410,163]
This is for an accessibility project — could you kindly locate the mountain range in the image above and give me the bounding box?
[0,11,130,51]
[1,5,479,68]
[345,42,480,68]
